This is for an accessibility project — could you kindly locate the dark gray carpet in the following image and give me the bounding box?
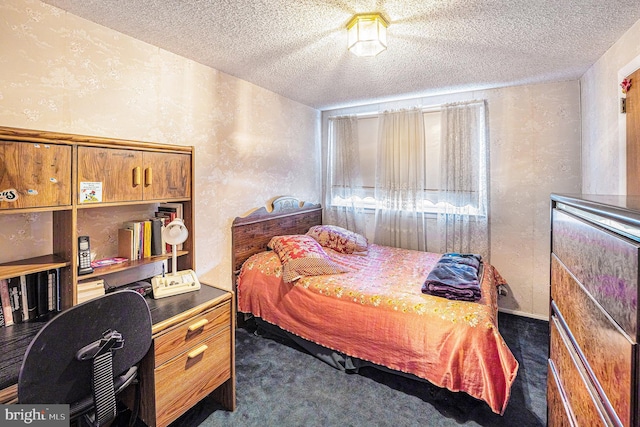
[159,312,548,427]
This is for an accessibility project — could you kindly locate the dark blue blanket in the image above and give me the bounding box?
[421,253,482,302]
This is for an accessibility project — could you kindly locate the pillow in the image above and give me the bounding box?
[267,235,350,283]
[306,225,368,255]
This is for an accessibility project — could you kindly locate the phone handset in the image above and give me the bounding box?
[78,236,94,275]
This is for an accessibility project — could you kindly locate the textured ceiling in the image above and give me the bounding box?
[42,0,640,110]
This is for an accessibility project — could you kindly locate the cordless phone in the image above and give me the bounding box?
[78,236,94,275]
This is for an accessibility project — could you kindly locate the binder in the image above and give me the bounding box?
[36,271,48,317]
[25,274,38,320]
[0,279,14,326]
[150,218,163,256]
[47,270,55,312]
[8,277,23,323]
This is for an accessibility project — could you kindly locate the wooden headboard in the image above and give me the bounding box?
[231,196,322,291]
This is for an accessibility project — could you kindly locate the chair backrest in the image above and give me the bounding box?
[18,290,152,414]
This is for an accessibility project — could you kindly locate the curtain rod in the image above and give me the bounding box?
[327,104,442,120]
[327,99,485,120]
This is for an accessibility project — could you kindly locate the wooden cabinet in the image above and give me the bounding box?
[141,151,191,201]
[549,194,640,427]
[0,141,71,210]
[78,146,142,203]
[78,146,190,204]
[0,126,193,309]
[137,288,235,427]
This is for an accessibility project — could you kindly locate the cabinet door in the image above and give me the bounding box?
[78,146,143,203]
[142,152,191,201]
[0,141,71,209]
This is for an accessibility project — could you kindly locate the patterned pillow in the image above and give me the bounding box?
[267,234,350,283]
[306,225,368,255]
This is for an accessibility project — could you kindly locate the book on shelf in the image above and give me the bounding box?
[19,275,29,321]
[118,227,136,260]
[122,219,156,259]
[122,220,143,260]
[8,277,22,324]
[155,212,174,253]
[36,271,48,318]
[25,274,39,321]
[157,202,183,219]
[156,203,184,250]
[1,270,60,326]
[143,220,152,258]
[0,278,14,326]
[54,268,61,312]
[47,269,56,312]
[119,215,167,260]
[150,217,164,256]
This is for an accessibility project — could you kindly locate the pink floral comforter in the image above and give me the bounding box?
[237,244,518,415]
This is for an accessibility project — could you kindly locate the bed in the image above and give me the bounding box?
[232,197,518,415]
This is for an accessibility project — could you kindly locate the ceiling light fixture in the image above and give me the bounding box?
[346,13,388,57]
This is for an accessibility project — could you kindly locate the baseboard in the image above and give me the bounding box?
[498,307,549,322]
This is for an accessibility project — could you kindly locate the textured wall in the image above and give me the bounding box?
[322,80,582,319]
[0,0,321,289]
[581,18,640,194]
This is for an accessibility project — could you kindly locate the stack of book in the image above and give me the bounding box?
[155,202,184,252]
[0,269,60,327]
[117,203,183,260]
[77,278,105,304]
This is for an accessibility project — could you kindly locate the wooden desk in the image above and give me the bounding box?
[0,284,235,426]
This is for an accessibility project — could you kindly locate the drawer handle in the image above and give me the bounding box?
[187,344,208,359]
[144,167,152,186]
[133,166,141,186]
[188,318,209,332]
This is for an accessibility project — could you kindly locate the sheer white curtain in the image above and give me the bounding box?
[374,108,427,250]
[437,100,489,259]
[324,116,366,234]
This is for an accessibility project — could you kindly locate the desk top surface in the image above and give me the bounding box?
[0,284,230,394]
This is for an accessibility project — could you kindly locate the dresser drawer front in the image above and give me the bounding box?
[155,328,231,427]
[548,360,576,427]
[551,256,633,425]
[154,301,231,366]
[552,208,638,337]
[550,316,611,426]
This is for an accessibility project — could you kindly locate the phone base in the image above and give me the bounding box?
[151,270,200,299]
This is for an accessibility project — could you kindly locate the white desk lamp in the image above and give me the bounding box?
[151,218,200,298]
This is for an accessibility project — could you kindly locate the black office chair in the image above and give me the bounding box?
[18,290,152,427]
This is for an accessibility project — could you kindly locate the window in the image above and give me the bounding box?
[329,110,445,212]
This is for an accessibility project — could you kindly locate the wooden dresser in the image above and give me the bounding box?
[549,194,640,426]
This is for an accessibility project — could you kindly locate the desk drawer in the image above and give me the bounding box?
[551,256,633,426]
[155,327,231,427]
[550,315,610,426]
[552,208,638,338]
[154,300,231,366]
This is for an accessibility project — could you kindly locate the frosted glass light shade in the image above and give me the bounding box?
[347,14,388,57]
